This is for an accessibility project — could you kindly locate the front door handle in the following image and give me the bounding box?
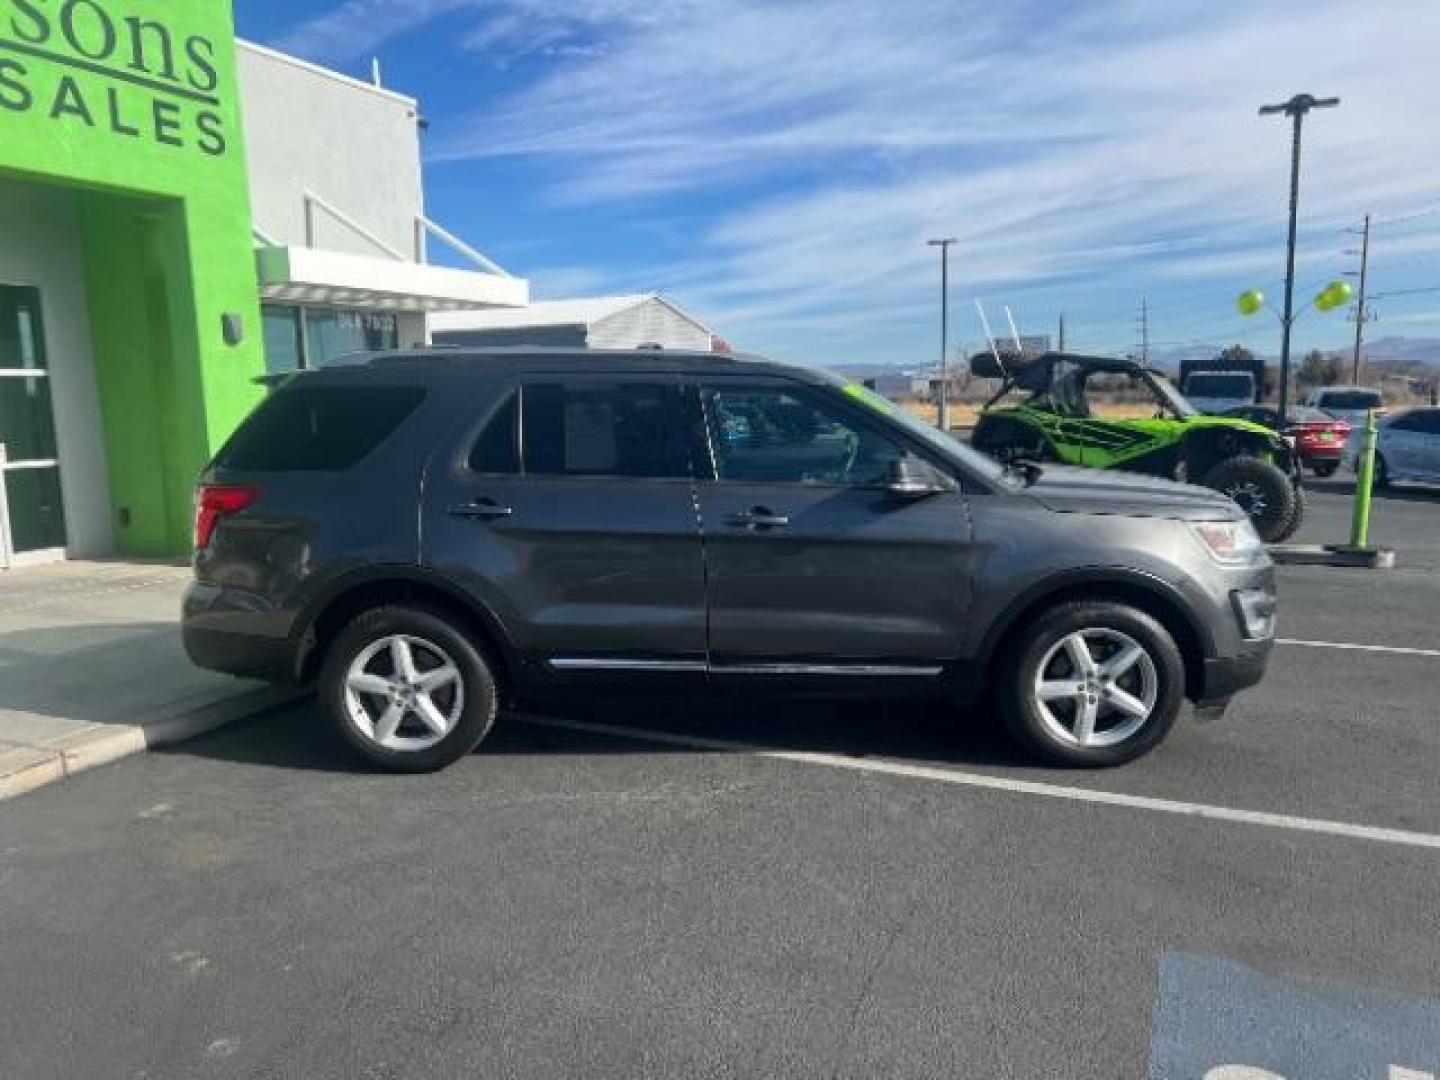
[448,498,514,520]
[725,507,790,529]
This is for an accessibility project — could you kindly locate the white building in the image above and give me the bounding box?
[430,294,718,352]
[239,41,528,373]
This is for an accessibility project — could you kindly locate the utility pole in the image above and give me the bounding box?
[927,238,959,430]
[1141,296,1150,366]
[1133,296,1150,365]
[1057,312,1066,352]
[1259,92,1340,418]
[1345,213,1372,384]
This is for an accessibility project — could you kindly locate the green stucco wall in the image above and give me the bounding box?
[0,0,264,554]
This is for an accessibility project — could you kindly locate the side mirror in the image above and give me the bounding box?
[886,456,949,499]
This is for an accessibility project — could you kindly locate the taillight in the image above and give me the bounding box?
[194,484,261,550]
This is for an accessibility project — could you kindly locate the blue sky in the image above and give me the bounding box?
[235,0,1440,369]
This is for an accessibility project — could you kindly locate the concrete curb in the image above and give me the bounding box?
[1267,543,1397,569]
[0,686,306,802]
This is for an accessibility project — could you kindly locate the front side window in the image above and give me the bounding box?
[703,385,904,485]
[520,383,683,478]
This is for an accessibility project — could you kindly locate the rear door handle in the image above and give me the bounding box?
[725,507,790,529]
[448,498,514,520]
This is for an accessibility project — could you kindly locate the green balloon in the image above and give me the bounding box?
[1237,289,1265,316]
[1314,280,1350,312]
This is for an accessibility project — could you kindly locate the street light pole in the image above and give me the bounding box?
[927,237,958,431]
[1259,93,1339,418]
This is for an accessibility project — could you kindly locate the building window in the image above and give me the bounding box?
[260,305,401,372]
[305,309,399,367]
[261,305,303,374]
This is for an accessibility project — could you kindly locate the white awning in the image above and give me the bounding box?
[256,246,529,313]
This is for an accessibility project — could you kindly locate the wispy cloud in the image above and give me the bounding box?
[274,0,1440,361]
[276,0,479,62]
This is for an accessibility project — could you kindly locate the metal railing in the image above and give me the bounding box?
[287,191,511,278]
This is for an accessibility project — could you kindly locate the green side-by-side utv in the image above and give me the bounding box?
[969,351,1304,542]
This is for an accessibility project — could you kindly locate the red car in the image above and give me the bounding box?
[1225,406,1351,477]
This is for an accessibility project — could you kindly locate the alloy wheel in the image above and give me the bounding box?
[342,634,466,752]
[1223,480,1267,516]
[1033,628,1159,748]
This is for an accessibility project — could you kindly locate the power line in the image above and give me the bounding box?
[1370,206,1440,230]
[1371,285,1440,299]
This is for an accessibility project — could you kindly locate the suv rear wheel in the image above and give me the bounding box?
[320,605,499,772]
[1000,601,1184,766]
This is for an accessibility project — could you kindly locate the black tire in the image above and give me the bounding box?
[1199,457,1298,543]
[1311,461,1340,479]
[319,605,499,773]
[999,601,1185,767]
[1270,479,1306,543]
[1375,453,1391,490]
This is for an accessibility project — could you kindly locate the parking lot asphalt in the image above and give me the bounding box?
[2,478,1437,1078]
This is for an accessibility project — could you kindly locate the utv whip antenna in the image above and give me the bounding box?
[1004,306,1025,359]
[974,300,1006,376]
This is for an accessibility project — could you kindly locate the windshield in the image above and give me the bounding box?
[1321,390,1383,410]
[1184,373,1254,399]
[1146,372,1199,418]
[835,379,1006,482]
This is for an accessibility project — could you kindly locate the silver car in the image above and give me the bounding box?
[1304,385,1386,428]
[1361,407,1440,488]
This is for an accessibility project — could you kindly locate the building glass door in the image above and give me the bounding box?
[0,286,66,568]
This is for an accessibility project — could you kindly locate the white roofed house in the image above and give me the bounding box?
[429,294,720,352]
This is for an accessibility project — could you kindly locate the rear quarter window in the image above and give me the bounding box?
[215,386,425,472]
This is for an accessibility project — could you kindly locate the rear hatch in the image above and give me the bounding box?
[195,378,433,587]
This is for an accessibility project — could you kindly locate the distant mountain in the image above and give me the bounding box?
[1360,336,1440,365]
[1151,336,1440,372]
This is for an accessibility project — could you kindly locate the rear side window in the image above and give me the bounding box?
[1391,410,1440,434]
[519,383,684,478]
[216,386,424,471]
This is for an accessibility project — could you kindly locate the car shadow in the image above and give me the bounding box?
[164,691,1039,776]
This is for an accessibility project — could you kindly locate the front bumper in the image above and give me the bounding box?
[1195,640,1272,707]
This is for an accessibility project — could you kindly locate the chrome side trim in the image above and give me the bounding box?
[714,663,945,677]
[549,658,707,673]
[547,658,944,677]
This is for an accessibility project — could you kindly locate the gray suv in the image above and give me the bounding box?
[183,349,1276,771]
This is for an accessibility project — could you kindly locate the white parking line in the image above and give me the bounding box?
[524,716,1440,853]
[1278,638,1440,659]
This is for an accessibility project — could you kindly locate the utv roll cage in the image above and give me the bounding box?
[970,351,1152,411]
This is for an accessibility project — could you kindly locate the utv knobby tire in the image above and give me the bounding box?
[1200,457,1297,543]
[1271,480,1306,543]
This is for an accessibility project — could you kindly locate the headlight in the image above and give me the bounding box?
[1190,519,1263,564]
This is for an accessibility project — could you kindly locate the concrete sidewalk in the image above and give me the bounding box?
[0,561,299,800]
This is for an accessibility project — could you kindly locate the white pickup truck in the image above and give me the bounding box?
[1182,371,1258,415]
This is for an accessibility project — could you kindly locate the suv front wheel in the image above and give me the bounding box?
[320,605,499,772]
[1000,601,1184,766]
